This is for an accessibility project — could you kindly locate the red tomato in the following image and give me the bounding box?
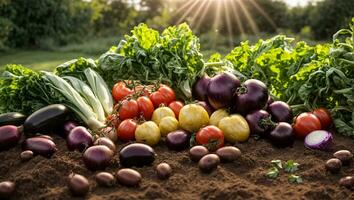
[168,101,184,118]
[149,85,176,108]
[313,108,332,129]
[159,85,176,104]
[112,82,134,102]
[118,99,139,120]
[196,125,224,150]
[293,112,322,138]
[149,91,166,108]
[137,96,154,120]
[117,119,137,142]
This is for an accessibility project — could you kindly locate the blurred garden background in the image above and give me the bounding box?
[0,0,353,70]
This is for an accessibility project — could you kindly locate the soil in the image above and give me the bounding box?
[1,133,354,200]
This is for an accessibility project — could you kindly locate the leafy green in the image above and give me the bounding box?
[271,159,283,169]
[266,167,279,179]
[97,23,205,99]
[0,64,65,115]
[284,160,300,173]
[288,174,303,184]
[222,18,354,137]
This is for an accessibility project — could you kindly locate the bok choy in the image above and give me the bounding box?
[42,71,105,130]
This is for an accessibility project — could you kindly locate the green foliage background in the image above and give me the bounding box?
[0,0,353,50]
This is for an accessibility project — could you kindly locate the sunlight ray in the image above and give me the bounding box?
[173,0,195,16]
[237,0,259,34]
[176,0,201,25]
[223,0,234,47]
[230,0,246,38]
[190,0,208,28]
[249,0,277,29]
[212,0,222,48]
[195,0,212,31]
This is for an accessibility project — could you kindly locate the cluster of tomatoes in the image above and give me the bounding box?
[108,81,184,143]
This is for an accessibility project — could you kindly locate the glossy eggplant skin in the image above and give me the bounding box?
[23,104,69,135]
[0,112,27,126]
[119,143,156,167]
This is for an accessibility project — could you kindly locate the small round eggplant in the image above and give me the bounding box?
[94,137,116,153]
[165,130,190,151]
[20,150,34,161]
[325,158,342,173]
[216,146,241,163]
[245,110,272,136]
[339,176,354,189]
[198,154,220,173]
[119,143,156,167]
[0,181,15,199]
[267,101,293,123]
[68,173,89,197]
[192,74,211,101]
[156,163,172,180]
[333,150,353,165]
[235,79,269,115]
[189,146,209,162]
[117,168,142,187]
[268,122,294,148]
[95,172,115,187]
[67,126,93,152]
[83,145,113,171]
[22,137,57,158]
[207,72,241,110]
[0,125,21,151]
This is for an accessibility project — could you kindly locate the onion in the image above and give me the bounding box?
[304,130,333,150]
[267,101,293,123]
[207,72,240,109]
[67,126,93,152]
[245,110,272,136]
[235,79,269,115]
[101,126,118,143]
[0,125,21,151]
[192,74,211,101]
[83,145,113,171]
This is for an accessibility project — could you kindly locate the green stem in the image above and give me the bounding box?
[204,62,225,67]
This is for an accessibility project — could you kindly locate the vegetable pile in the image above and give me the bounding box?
[0,19,353,198]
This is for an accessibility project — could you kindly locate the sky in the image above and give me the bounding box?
[282,0,317,7]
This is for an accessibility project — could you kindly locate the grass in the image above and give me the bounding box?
[0,36,119,71]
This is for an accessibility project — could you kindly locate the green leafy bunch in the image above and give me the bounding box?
[98,23,205,99]
[0,64,64,115]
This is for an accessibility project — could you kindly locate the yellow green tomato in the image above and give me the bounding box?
[209,109,229,126]
[179,104,209,132]
[159,116,179,137]
[218,114,250,142]
[152,107,175,125]
[135,121,161,146]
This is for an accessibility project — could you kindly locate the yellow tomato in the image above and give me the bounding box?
[159,116,179,137]
[152,107,175,125]
[218,114,250,142]
[135,121,161,146]
[179,104,209,132]
[209,109,229,126]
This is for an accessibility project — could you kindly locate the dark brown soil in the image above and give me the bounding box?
[1,133,354,200]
